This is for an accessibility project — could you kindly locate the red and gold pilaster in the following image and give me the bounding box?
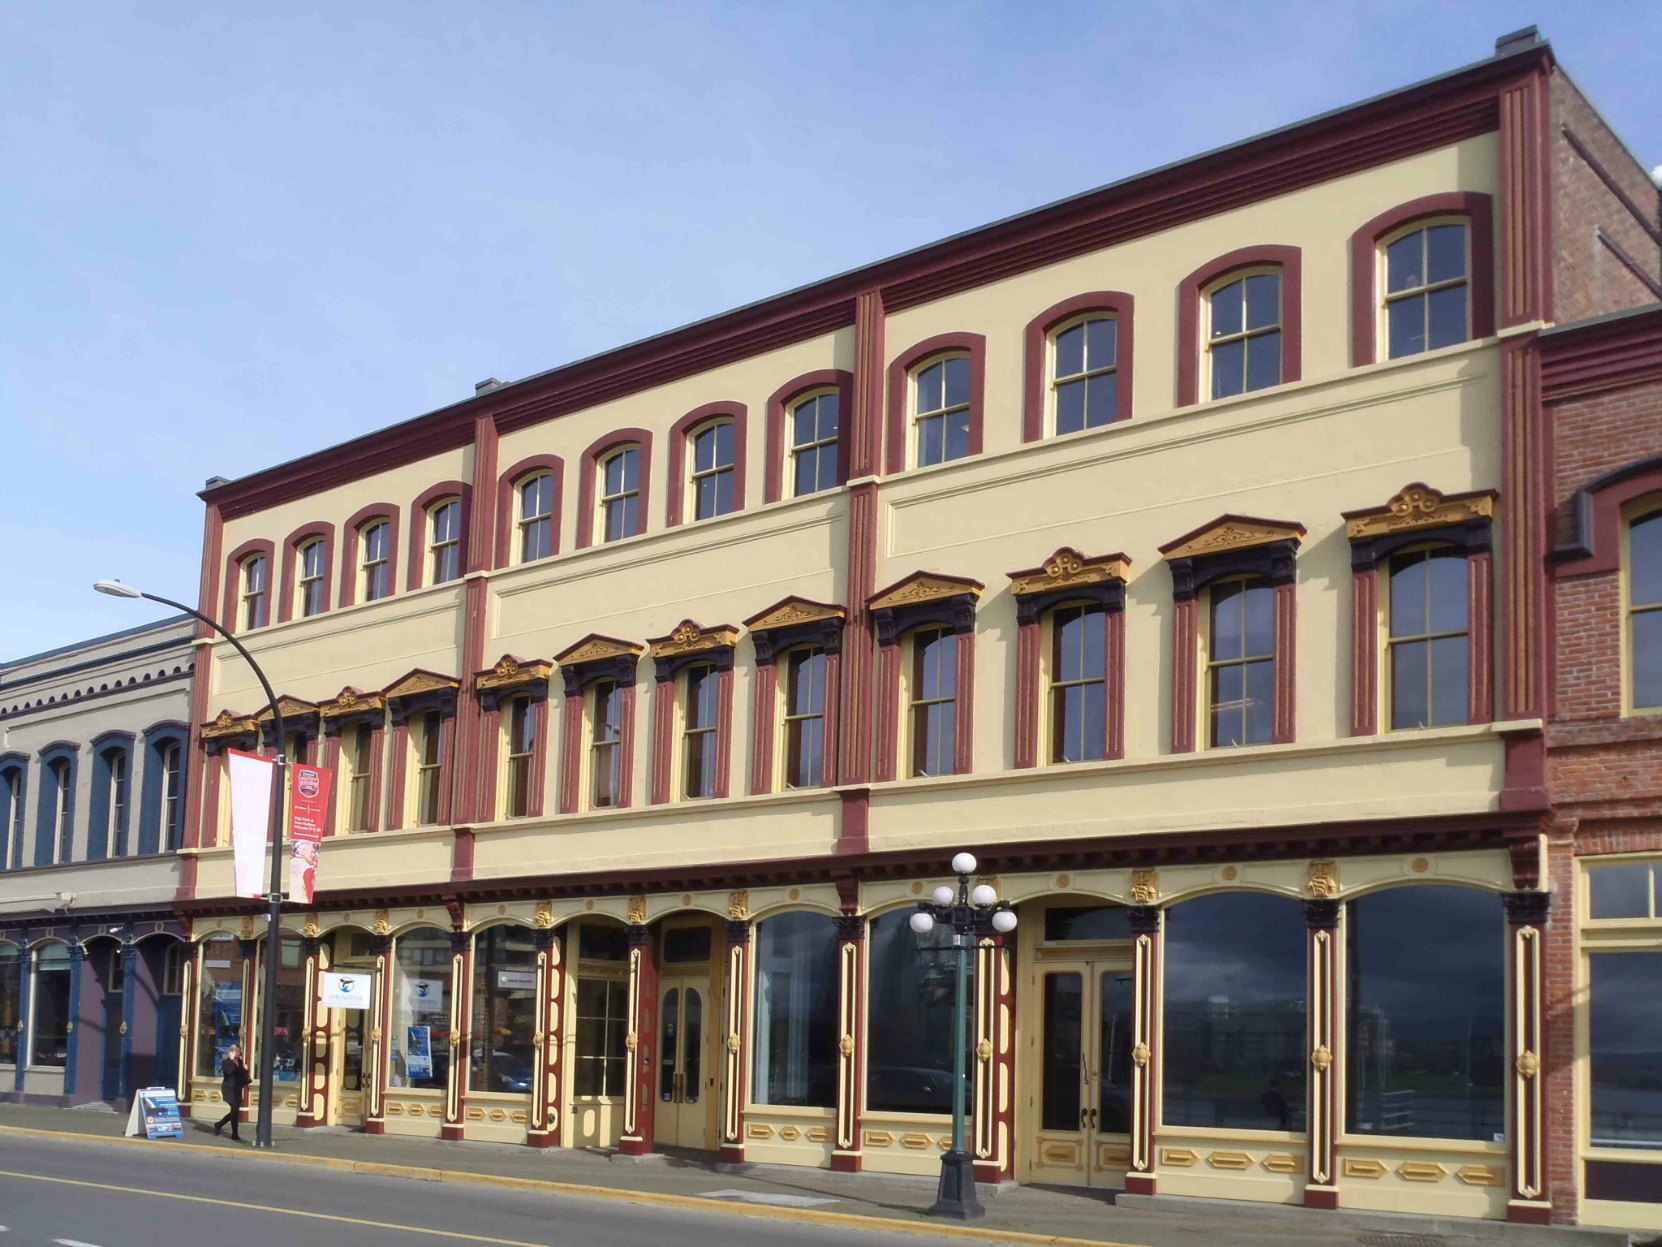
[1505,890,1551,1224]
[618,922,659,1155]
[1125,905,1161,1195]
[831,913,866,1172]
[972,931,1015,1183]
[718,913,751,1164]
[297,935,330,1127]
[442,928,472,1141]
[527,921,566,1148]
[363,933,393,1134]
[1303,899,1340,1208]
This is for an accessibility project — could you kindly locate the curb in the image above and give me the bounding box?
[0,1125,1128,1247]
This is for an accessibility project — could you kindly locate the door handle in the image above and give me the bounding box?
[1090,1107,1099,1128]
[1079,1107,1089,1130]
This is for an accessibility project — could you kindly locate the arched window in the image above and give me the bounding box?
[137,729,188,854]
[1205,270,1282,398]
[428,498,463,585]
[1050,316,1119,433]
[866,909,964,1113]
[913,355,972,468]
[789,392,840,497]
[751,911,838,1107]
[389,927,452,1088]
[1346,886,1503,1141]
[599,447,642,542]
[1628,510,1662,711]
[1207,578,1276,747]
[195,935,249,1078]
[1387,546,1470,728]
[257,933,306,1089]
[0,763,24,871]
[0,944,20,1065]
[241,554,269,630]
[297,538,328,617]
[1163,893,1306,1131]
[360,520,392,602]
[470,926,537,1095]
[687,421,736,521]
[89,741,132,860]
[1349,193,1493,367]
[39,753,76,865]
[518,474,555,562]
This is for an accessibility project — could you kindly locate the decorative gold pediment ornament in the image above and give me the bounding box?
[868,571,985,612]
[647,620,741,660]
[553,634,644,667]
[475,654,552,692]
[726,890,750,921]
[1129,869,1159,905]
[239,916,255,940]
[255,695,319,723]
[1008,547,1132,597]
[202,708,259,739]
[1306,860,1340,899]
[302,916,321,939]
[1343,482,1497,539]
[743,597,847,632]
[626,894,648,924]
[320,685,386,718]
[1159,515,1306,561]
[382,668,461,700]
[534,900,554,929]
[373,909,391,936]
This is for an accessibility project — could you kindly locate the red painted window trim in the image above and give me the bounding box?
[558,674,637,814]
[874,623,976,783]
[576,428,654,549]
[1013,605,1126,768]
[222,538,276,632]
[277,521,336,624]
[492,455,564,569]
[665,401,748,526]
[764,370,854,503]
[1022,292,1135,441]
[1556,464,1662,578]
[383,704,457,831]
[884,332,987,476]
[1349,192,1495,367]
[323,718,385,835]
[337,503,401,608]
[1176,247,1302,406]
[407,480,472,589]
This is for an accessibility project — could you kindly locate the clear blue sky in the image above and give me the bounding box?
[2,2,1658,661]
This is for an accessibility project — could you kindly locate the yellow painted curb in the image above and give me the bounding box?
[0,1124,1130,1247]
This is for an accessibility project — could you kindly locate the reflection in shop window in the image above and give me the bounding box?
[865,910,969,1114]
[470,926,537,1096]
[752,912,838,1108]
[1347,886,1503,1141]
[196,936,248,1078]
[262,935,306,1086]
[1163,893,1307,1131]
[574,978,629,1097]
[29,944,72,1067]
[1589,950,1662,1150]
[390,927,453,1090]
[0,945,19,1064]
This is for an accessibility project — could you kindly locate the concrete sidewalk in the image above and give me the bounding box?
[0,1103,1628,1247]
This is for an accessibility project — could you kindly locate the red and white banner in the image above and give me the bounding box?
[288,763,334,905]
[226,748,274,899]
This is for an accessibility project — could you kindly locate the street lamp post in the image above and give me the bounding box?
[95,578,287,1149]
[910,851,1017,1220]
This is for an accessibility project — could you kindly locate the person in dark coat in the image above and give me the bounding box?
[215,1043,250,1140]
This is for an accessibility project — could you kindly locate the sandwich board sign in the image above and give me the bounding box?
[125,1086,184,1140]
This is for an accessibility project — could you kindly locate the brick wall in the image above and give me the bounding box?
[1550,71,1662,324]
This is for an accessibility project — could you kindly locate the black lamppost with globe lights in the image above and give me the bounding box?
[910,851,1017,1220]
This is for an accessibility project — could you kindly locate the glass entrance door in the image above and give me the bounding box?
[100,946,125,1101]
[1027,962,1134,1188]
[653,977,709,1149]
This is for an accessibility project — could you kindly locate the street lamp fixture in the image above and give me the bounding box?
[912,851,1017,1219]
[95,578,289,1149]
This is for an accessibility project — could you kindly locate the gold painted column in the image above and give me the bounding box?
[364,934,393,1134]
[618,921,659,1155]
[718,911,752,1164]
[176,947,196,1116]
[1125,905,1161,1195]
[1302,899,1340,1208]
[297,935,329,1127]
[972,931,1015,1183]
[832,914,866,1172]
[441,928,472,1141]
[527,920,566,1148]
[1504,890,1551,1224]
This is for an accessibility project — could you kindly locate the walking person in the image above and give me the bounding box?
[215,1043,251,1141]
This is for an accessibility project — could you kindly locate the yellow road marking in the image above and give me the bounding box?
[0,1168,557,1245]
[0,1124,1136,1247]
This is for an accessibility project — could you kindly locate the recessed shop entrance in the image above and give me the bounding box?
[327,932,378,1128]
[653,920,716,1151]
[1021,903,1135,1189]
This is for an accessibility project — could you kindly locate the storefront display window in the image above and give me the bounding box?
[470,926,537,1095]
[389,927,453,1089]
[865,909,966,1114]
[1346,886,1503,1141]
[1589,951,1662,1150]
[1163,892,1306,1131]
[0,945,20,1065]
[262,935,306,1084]
[752,911,837,1108]
[29,944,72,1067]
[196,936,248,1077]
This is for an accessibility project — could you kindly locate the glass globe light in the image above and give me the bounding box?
[990,909,1018,933]
[932,885,955,907]
[951,851,978,876]
[971,884,997,907]
[909,911,936,934]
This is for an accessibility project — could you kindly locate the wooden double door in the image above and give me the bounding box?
[654,974,713,1149]
[1026,959,1135,1188]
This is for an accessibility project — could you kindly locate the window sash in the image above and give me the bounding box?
[161,743,182,849]
[415,713,443,825]
[298,541,327,616]
[683,666,719,799]
[242,557,268,628]
[107,752,129,858]
[1207,272,1282,398]
[506,700,535,818]
[914,357,971,467]
[346,729,374,832]
[909,630,957,777]
[782,649,826,789]
[361,524,391,601]
[790,393,840,496]
[600,449,642,541]
[51,761,73,863]
[1383,223,1470,358]
[430,500,462,583]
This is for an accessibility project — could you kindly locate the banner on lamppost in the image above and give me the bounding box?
[226,748,274,899]
[288,763,333,904]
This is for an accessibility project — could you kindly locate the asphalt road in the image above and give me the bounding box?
[0,1134,959,1247]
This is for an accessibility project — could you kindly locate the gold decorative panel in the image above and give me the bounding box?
[466,1108,486,1121]
[1306,860,1339,898]
[1097,1143,1130,1167]
[806,1127,830,1143]
[901,1132,933,1150]
[1129,869,1158,905]
[1160,1148,1199,1167]
[744,597,847,633]
[386,1104,404,1116]
[1455,1164,1502,1187]
[648,620,741,660]
[1261,1153,1300,1174]
[474,655,552,692]
[1159,515,1306,560]
[1396,1161,1446,1183]
[745,1123,774,1140]
[1041,1141,1080,1165]
[490,1109,508,1122]
[554,634,643,667]
[1343,1158,1387,1179]
[868,571,985,611]
[510,1111,528,1124]
[427,1106,444,1117]
[1207,1151,1253,1170]
[1007,547,1130,597]
[382,669,460,700]
[1343,483,1496,539]
[778,1125,801,1141]
[863,1130,894,1148]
